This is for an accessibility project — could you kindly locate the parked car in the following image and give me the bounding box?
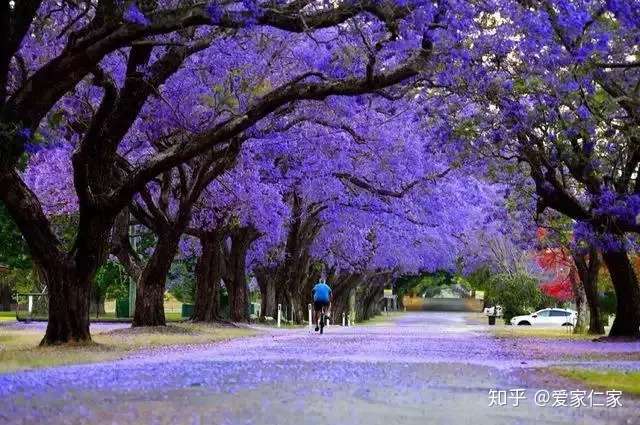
[483,305,503,317]
[510,308,577,327]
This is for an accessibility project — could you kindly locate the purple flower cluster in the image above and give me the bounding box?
[593,189,640,227]
[123,3,149,26]
[573,220,626,253]
[206,2,224,23]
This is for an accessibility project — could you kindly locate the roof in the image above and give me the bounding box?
[0,264,9,273]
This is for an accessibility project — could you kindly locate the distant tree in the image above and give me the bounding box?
[485,273,550,323]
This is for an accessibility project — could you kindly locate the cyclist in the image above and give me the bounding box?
[312,278,332,332]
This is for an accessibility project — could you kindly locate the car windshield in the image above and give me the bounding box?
[535,310,550,317]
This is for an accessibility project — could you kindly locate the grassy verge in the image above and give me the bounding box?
[13,311,185,323]
[0,323,256,374]
[493,326,596,340]
[0,311,16,322]
[551,368,640,396]
[358,311,406,326]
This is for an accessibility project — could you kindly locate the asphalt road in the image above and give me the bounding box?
[1,312,639,425]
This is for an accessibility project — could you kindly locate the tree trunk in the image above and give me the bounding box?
[574,247,604,335]
[192,234,224,322]
[224,228,259,322]
[355,273,388,321]
[328,273,361,322]
[0,170,114,344]
[133,231,181,327]
[0,281,12,310]
[601,249,640,338]
[255,266,277,320]
[38,261,92,345]
[571,272,588,334]
[89,292,106,318]
[227,274,248,322]
[585,284,605,335]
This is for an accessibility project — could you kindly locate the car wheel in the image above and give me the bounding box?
[517,321,531,326]
[561,322,573,327]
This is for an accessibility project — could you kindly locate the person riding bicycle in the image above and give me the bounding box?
[312,278,332,332]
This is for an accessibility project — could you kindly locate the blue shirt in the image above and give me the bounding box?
[312,282,332,302]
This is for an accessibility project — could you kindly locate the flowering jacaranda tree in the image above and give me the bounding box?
[2,0,451,344]
[416,0,640,336]
[7,0,640,343]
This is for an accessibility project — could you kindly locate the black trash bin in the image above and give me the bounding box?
[488,315,496,325]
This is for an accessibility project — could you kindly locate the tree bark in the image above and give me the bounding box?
[132,231,182,327]
[571,269,588,334]
[0,167,114,344]
[573,247,604,335]
[224,227,259,322]
[37,261,91,345]
[0,280,12,310]
[355,272,389,321]
[323,271,361,322]
[89,283,106,318]
[192,233,225,322]
[276,193,325,324]
[601,249,640,338]
[255,266,277,320]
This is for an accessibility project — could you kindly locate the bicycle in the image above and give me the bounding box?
[319,306,327,334]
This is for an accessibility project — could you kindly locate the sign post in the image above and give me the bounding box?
[128,224,137,318]
[277,303,282,328]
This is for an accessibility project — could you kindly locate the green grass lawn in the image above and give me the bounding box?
[0,323,256,373]
[13,311,185,322]
[493,326,596,340]
[0,311,16,321]
[90,311,184,322]
[358,311,406,326]
[552,368,640,396]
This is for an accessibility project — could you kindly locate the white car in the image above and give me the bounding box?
[510,308,577,327]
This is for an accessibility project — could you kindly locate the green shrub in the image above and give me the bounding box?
[485,273,549,322]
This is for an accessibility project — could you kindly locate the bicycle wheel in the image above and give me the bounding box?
[319,313,324,334]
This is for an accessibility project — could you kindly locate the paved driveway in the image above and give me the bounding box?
[1,312,638,425]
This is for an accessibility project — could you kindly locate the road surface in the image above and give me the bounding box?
[1,312,639,425]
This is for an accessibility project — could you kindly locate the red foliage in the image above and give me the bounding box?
[536,227,549,241]
[536,247,576,302]
[540,277,574,302]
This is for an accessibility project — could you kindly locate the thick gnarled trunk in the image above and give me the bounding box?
[192,233,225,322]
[224,227,259,322]
[0,169,110,344]
[255,266,277,320]
[574,247,604,335]
[38,261,92,345]
[133,231,182,327]
[602,250,640,338]
[227,273,248,322]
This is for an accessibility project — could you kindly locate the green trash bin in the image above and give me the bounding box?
[116,299,130,318]
[181,304,194,318]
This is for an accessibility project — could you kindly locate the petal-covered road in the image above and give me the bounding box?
[1,312,639,425]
